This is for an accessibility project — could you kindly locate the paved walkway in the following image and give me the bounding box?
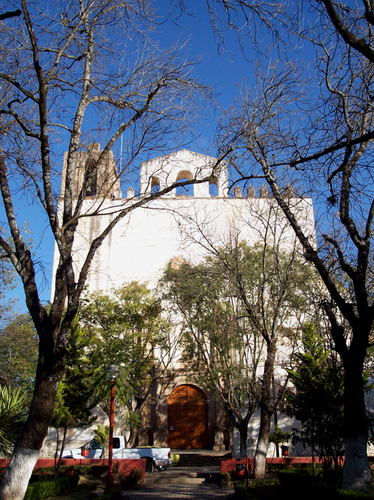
[121,483,234,499]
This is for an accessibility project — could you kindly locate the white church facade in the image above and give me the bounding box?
[50,144,316,455]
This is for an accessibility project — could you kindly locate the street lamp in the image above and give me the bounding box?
[106,364,119,491]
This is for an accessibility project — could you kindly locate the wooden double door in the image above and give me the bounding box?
[167,385,209,449]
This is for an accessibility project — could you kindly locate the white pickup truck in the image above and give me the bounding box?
[59,436,172,472]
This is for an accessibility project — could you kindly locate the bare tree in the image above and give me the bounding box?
[172,0,374,490]
[216,29,374,490]
[0,1,221,498]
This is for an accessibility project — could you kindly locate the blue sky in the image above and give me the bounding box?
[5,0,314,311]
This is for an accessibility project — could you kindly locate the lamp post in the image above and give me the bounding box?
[106,364,119,491]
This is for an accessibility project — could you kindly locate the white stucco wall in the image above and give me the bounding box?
[51,195,315,297]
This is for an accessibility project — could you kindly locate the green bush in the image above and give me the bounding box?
[33,464,110,478]
[278,472,374,500]
[126,467,142,487]
[25,475,79,500]
[99,486,122,500]
[78,481,98,492]
[278,469,317,488]
[234,482,259,500]
[219,472,232,487]
[234,479,281,500]
[337,489,374,499]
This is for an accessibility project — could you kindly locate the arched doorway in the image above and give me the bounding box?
[167,385,209,449]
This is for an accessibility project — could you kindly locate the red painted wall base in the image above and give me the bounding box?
[220,456,350,474]
[0,458,146,482]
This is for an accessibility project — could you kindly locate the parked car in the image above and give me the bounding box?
[59,436,172,472]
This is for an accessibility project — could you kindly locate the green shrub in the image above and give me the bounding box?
[234,482,259,500]
[249,479,280,488]
[25,475,79,500]
[99,486,122,500]
[337,489,374,499]
[234,479,281,500]
[123,467,143,488]
[131,467,143,485]
[78,481,98,492]
[34,464,109,477]
[219,472,232,487]
[278,469,317,489]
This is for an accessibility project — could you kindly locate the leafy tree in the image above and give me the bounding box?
[0,385,28,458]
[0,314,38,395]
[162,237,316,467]
[268,425,291,449]
[285,323,345,473]
[0,2,216,497]
[163,255,258,458]
[80,282,175,447]
[93,424,109,459]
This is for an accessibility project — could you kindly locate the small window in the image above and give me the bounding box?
[113,437,121,449]
[176,170,193,196]
[85,159,97,196]
[176,181,193,196]
[209,182,218,197]
[88,440,103,450]
[151,177,160,194]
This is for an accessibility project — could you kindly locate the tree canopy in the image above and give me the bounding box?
[80,282,175,446]
[162,239,318,463]
[286,322,345,470]
[0,313,38,394]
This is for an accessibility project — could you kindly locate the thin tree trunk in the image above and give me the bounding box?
[238,422,248,459]
[127,427,139,448]
[253,341,276,478]
[54,426,68,477]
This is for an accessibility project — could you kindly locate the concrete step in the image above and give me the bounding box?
[148,476,206,485]
[176,452,232,468]
[145,467,221,485]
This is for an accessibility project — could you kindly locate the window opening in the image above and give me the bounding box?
[176,170,193,196]
[85,159,97,196]
[151,177,160,194]
[209,181,218,197]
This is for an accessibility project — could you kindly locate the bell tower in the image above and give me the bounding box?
[139,149,229,198]
[60,143,122,199]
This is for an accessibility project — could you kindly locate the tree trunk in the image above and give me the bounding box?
[253,408,271,478]
[54,426,68,477]
[253,341,276,478]
[127,427,139,448]
[238,422,248,458]
[341,354,371,492]
[0,345,62,500]
[0,446,40,500]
